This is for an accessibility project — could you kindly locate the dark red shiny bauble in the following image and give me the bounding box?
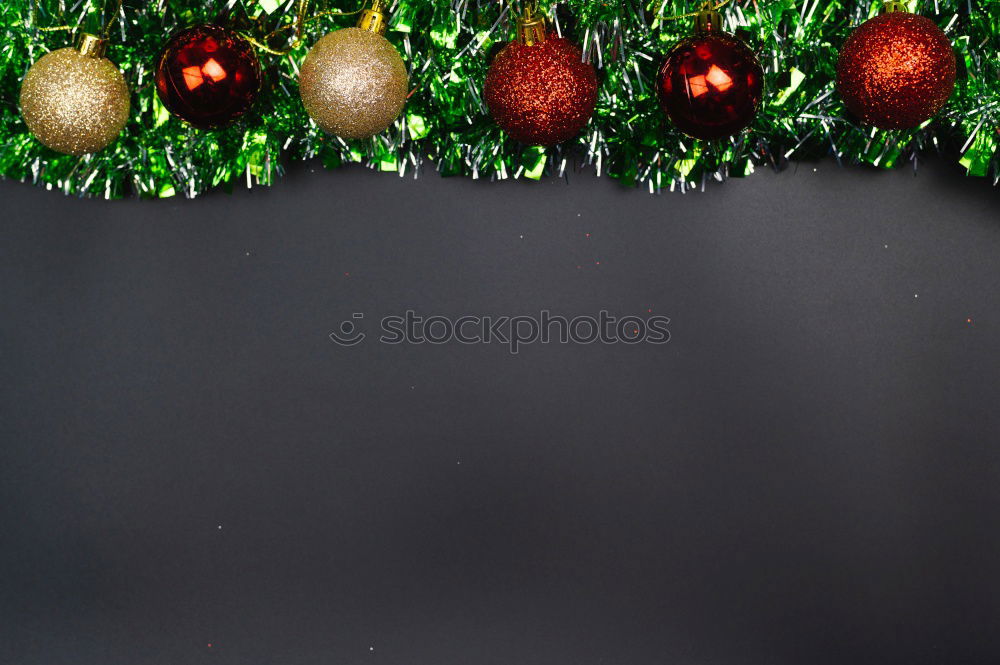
[836,12,955,130]
[657,31,763,140]
[155,24,262,129]
[484,34,598,146]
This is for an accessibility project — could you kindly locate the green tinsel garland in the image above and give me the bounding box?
[0,0,998,197]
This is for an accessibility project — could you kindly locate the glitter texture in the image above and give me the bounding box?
[836,12,956,130]
[657,32,763,141]
[19,47,129,156]
[298,27,408,140]
[155,25,262,130]
[484,34,597,147]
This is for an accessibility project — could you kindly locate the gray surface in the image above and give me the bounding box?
[2,160,1000,665]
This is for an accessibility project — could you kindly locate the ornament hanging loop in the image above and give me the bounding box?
[100,0,124,38]
[243,0,371,55]
[516,4,547,45]
[28,0,123,38]
[654,0,732,24]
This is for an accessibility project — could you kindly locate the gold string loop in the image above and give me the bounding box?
[102,0,125,37]
[241,0,368,56]
[652,0,734,22]
[30,0,124,37]
[31,0,73,33]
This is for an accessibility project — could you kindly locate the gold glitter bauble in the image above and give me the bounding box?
[298,27,408,140]
[20,46,130,156]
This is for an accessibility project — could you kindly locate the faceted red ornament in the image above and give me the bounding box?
[836,12,955,130]
[484,34,598,146]
[657,31,763,140]
[155,24,262,129]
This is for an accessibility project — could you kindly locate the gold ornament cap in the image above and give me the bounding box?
[76,33,108,58]
[693,8,722,33]
[880,1,909,13]
[516,6,547,45]
[357,0,389,35]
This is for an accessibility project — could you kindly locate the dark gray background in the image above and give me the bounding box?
[2,158,999,665]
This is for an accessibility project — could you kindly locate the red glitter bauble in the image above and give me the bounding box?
[657,31,763,141]
[836,12,955,130]
[484,34,598,146]
[155,24,262,129]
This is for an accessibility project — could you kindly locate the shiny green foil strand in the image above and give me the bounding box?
[0,0,998,198]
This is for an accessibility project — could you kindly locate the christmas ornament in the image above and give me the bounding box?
[836,1,956,130]
[483,7,598,146]
[155,24,262,129]
[656,8,763,141]
[19,34,130,156]
[1,0,998,198]
[298,0,409,140]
